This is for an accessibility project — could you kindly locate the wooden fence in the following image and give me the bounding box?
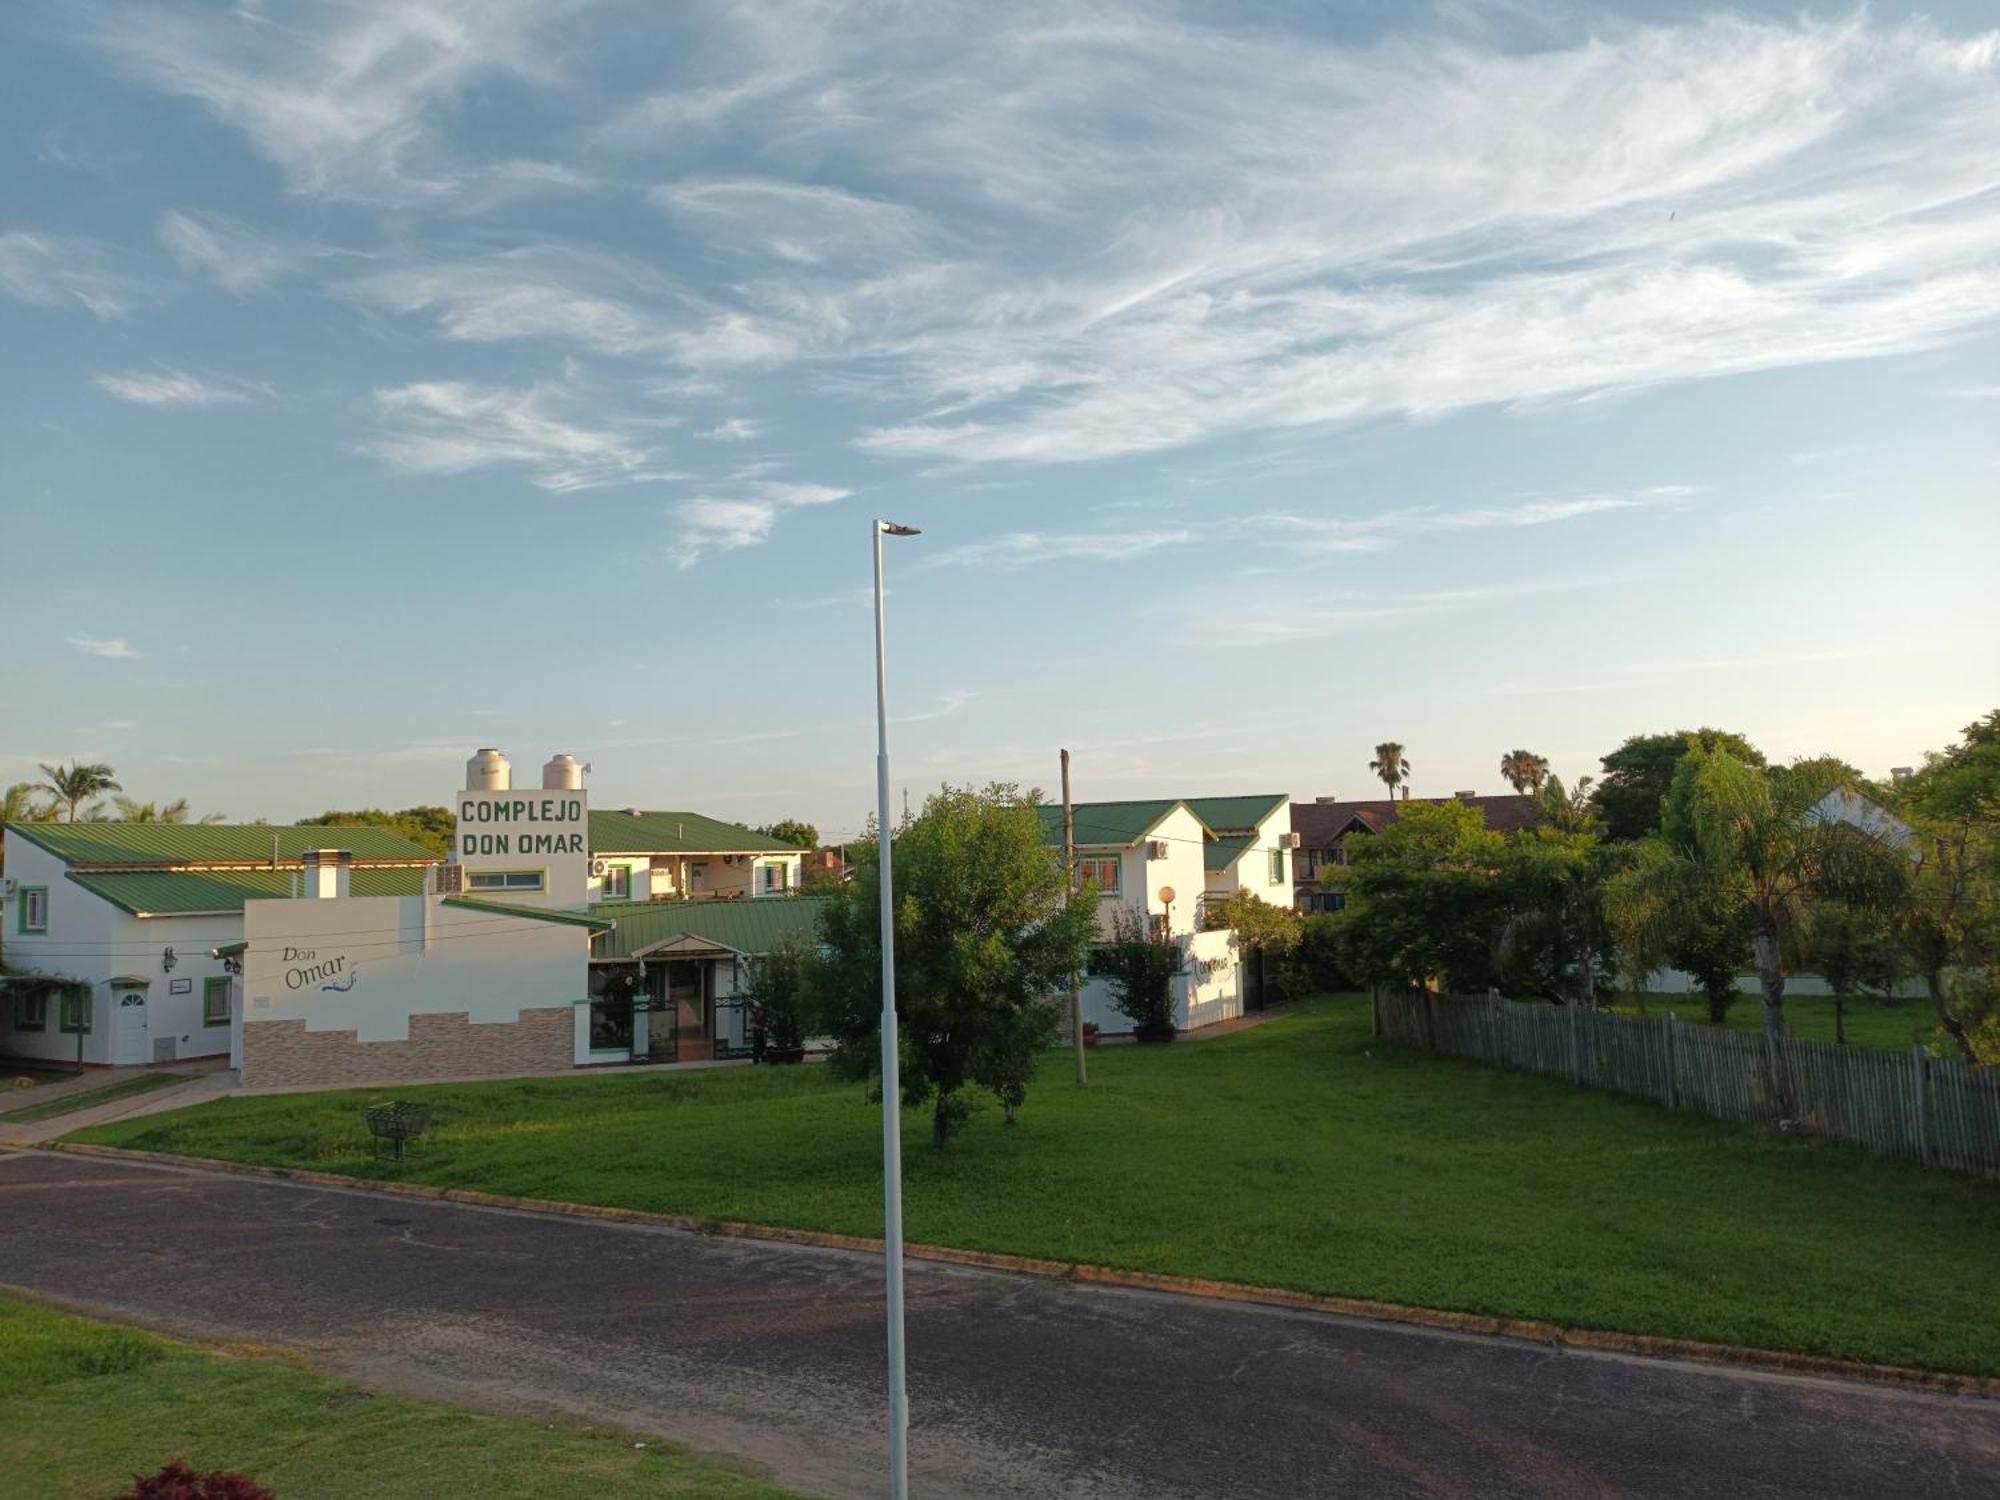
[1377,990,2000,1181]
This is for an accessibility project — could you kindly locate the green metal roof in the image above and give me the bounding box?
[1184,795,1288,835]
[588,810,799,857]
[7,822,439,867]
[440,896,615,931]
[589,895,827,961]
[68,866,429,917]
[1204,833,1258,871]
[1034,799,1206,848]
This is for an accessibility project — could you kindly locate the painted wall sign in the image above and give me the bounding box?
[281,946,359,992]
[456,796,586,856]
[453,788,591,908]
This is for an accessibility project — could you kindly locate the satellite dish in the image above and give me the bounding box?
[1157,886,1176,906]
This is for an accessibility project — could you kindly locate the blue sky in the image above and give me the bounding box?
[3,0,1996,839]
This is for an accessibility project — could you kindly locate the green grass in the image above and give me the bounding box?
[0,1070,189,1125]
[74,996,2000,1375]
[1608,991,1939,1053]
[0,1296,809,1499]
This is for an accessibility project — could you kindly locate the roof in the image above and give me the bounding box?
[1183,795,1288,834]
[588,810,800,857]
[1204,833,1257,872]
[440,896,615,931]
[1291,794,1544,848]
[1034,799,1207,848]
[6,822,439,868]
[589,895,827,961]
[66,866,430,917]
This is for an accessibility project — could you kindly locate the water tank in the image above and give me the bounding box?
[542,753,586,790]
[466,748,512,792]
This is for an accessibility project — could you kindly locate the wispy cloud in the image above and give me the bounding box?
[699,417,765,442]
[93,368,261,407]
[67,633,143,660]
[0,231,132,317]
[667,479,853,567]
[922,529,1194,570]
[362,378,660,493]
[157,209,292,292]
[1206,581,1599,648]
[1254,489,1692,555]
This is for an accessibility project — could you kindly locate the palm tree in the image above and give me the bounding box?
[113,796,192,823]
[1369,742,1411,801]
[1,782,59,880]
[1499,749,1550,796]
[36,762,120,823]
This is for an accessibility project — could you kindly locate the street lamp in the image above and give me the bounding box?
[873,516,920,1500]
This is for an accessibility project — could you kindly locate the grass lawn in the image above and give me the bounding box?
[74,995,2000,1375]
[0,1296,809,1499]
[0,1070,189,1125]
[1608,990,1940,1053]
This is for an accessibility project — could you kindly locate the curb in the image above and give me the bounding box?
[45,1140,2000,1401]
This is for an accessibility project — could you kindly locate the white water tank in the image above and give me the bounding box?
[466,748,512,792]
[542,753,586,790]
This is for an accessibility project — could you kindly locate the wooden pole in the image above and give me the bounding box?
[1062,748,1086,1085]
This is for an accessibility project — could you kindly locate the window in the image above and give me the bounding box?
[59,990,91,1034]
[1268,848,1286,885]
[466,869,545,893]
[1074,856,1121,895]
[18,886,48,934]
[202,976,231,1027]
[759,863,788,895]
[12,991,47,1031]
[601,864,632,900]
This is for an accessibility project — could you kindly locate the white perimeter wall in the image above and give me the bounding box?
[243,894,591,1051]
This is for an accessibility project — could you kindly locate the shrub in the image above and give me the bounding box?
[1287,912,1355,994]
[745,932,815,1061]
[121,1462,275,1499]
[1093,909,1183,1040]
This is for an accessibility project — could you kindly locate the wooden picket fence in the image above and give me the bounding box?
[1377,990,2000,1180]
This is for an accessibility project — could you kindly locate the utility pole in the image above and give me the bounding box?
[1062,748,1086,1085]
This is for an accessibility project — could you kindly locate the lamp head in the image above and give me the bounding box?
[878,520,922,537]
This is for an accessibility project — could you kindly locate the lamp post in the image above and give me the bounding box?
[873,516,920,1500]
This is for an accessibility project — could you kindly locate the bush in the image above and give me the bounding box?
[1286,912,1355,994]
[1093,909,1182,1040]
[121,1462,274,1499]
[746,932,815,1062]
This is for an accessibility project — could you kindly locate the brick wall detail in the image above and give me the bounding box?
[242,1007,573,1087]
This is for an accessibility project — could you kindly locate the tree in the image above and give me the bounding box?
[1889,710,2000,1062]
[36,761,120,823]
[1,782,59,885]
[1610,750,1904,1043]
[300,807,456,857]
[1498,750,1550,796]
[1496,775,1619,1007]
[1092,907,1184,1040]
[1591,729,1764,842]
[1369,741,1411,801]
[112,796,222,824]
[812,783,1096,1145]
[1340,799,1509,993]
[1203,889,1302,953]
[1607,839,1755,1022]
[744,931,816,1061]
[1811,902,1906,1047]
[755,819,819,851]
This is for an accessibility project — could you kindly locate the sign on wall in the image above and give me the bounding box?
[454,791,590,909]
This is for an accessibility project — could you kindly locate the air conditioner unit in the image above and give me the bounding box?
[590,859,607,877]
[723,854,741,866]
[1147,840,1171,860]
[1,877,14,898]
[1280,832,1302,849]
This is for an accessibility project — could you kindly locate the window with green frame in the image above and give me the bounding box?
[601,864,632,900]
[466,869,545,893]
[59,990,91,1034]
[202,976,231,1027]
[12,990,48,1030]
[1268,848,1286,884]
[18,885,48,934]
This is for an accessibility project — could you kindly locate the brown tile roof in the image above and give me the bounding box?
[1291,793,1542,847]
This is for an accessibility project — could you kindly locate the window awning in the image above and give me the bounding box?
[106,974,153,988]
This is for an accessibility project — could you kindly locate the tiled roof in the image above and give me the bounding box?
[1184,794,1287,834]
[1034,799,1204,848]
[7,822,439,867]
[589,895,827,960]
[67,866,429,917]
[1290,794,1543,848]
[588,810,799,856]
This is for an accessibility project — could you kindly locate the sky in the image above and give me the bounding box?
[2,0,1996,841]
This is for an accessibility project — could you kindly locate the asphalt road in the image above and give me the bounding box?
[1,1149,1994,1499]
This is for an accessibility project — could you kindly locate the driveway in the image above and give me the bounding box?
[0,1149,1993,1498]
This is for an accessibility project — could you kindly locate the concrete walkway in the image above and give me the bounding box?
[0,1149,1992,1499]
[0,1061,226,1147]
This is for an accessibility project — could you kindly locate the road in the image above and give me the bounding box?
[0,1149,1993,1498]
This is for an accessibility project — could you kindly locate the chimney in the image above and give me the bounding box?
[1401,786,1410,801]
[301,848,352,900]
[1455,790,1477,801]
[1315,795,1338,804]
[1890,766,1915,782]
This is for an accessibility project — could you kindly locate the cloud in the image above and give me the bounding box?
[0,231,131,316]
[1253,489,1692,555]
[157,210,291,291]
[667,479,853,567]
[84,0,582,199]
[92,368,260,407]
[1205,581,1598,648]
[653,178,935,267]
[67,633,143,660]
[922,528,1194,569]
[700,417,765,442]
[361,378,659,492]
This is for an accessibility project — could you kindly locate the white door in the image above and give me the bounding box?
[114,990,150,1065]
